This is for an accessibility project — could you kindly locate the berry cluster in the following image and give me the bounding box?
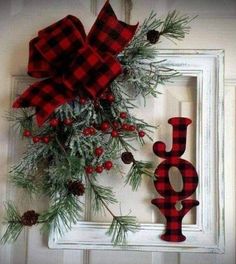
[50,118,74,127]
[99,91,115,103]
[85,160,113,175]
[98,112,146,138]
[91,92,116,109]
[23,129,51,144]
[23,117,76,144]
[83,127,96,136]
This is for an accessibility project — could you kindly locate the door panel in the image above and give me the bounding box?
[0,1,235,264]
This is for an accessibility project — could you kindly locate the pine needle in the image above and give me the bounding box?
[39,195,83,237]
[160,11,197,42]
[125,161,154,191]
[1,202,23,244]
[107,215,139,245]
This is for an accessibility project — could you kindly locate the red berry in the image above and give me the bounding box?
[138,131,146,137]
[50,118,59,127]
[121,123,129,131]
[94,147,104,157]
[94,100,100,109]
[32,136,41,143]
[23,130,31,137]
[111,130,119,137]
[112,121,120,129]
[106,93,115,103]
[83,127,91,136]
[100,93,107,100]
[85,166,94,174]
[89,127,96,135]
[100,121,110,132]
[95,165,103,173]
[120,112,127,119]
[128,125,136,132]
[63,118,73,126]
[103,160,113,170]
[42,136,50,144]
[79,97,86,105]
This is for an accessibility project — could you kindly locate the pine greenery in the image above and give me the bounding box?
[125,161,154,191]
[2,11,194,245]
[1,202,24,244]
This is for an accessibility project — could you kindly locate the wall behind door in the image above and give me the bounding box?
[0,1,235,264]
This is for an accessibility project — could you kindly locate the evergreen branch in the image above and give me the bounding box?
[39,195,83,237]
[88,180,118,214]
[1,202,23,244]
[125,161,154,191]
[160,11,196,41]
[11,172,38,194]
[6,109,35,133]
[106,215,139,245]
[87,177,138,245]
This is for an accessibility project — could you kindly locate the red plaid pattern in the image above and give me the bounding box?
[152,117,199,242]
[152,198,199,242]
[88,1,138,55]
[153,117,192,158]
[63,46,122,98]
[13,1,138,126]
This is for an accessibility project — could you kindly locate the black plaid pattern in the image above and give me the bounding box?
[13,1,137,126]
[87,1,138,55]
[152,117,199,242]
[153,117,192,158]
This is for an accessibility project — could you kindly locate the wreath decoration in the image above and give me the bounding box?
[2,1,194,245]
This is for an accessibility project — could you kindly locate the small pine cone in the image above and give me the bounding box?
[147,30,160,44]
[21,210,39,226]
[121,152,134,164]
[67,180,85,196]
[122,67,131,76]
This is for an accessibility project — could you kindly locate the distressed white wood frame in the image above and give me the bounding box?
[9,50,224,253]
[46,50,224,253]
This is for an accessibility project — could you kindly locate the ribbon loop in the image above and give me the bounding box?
[36,16,85,67]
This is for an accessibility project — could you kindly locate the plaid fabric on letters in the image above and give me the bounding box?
[152,117,199,242]
[153,158,199,201]
[152,198,199,242]
[13,1,137,126]
[153,117,192,158]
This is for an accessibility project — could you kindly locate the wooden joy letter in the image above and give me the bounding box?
[152,117,199,242]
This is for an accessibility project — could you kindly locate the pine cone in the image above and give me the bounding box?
[147,30,160,44]
[67,180,85,196]
[21,210,39,226]
[123,67,131,76]
[121,152,134,164]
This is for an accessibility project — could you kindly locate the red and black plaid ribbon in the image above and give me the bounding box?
[13,1,138,126]
[152,117,199,242]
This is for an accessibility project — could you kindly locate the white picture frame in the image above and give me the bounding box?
[42,50,224,253]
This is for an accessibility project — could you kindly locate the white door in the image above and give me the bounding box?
[0,1,235,264]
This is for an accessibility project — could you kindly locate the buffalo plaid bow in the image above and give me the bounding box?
[13,1,138,126]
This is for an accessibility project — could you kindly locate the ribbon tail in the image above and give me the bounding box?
[13,77,74,126]
[87,0,138,55]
